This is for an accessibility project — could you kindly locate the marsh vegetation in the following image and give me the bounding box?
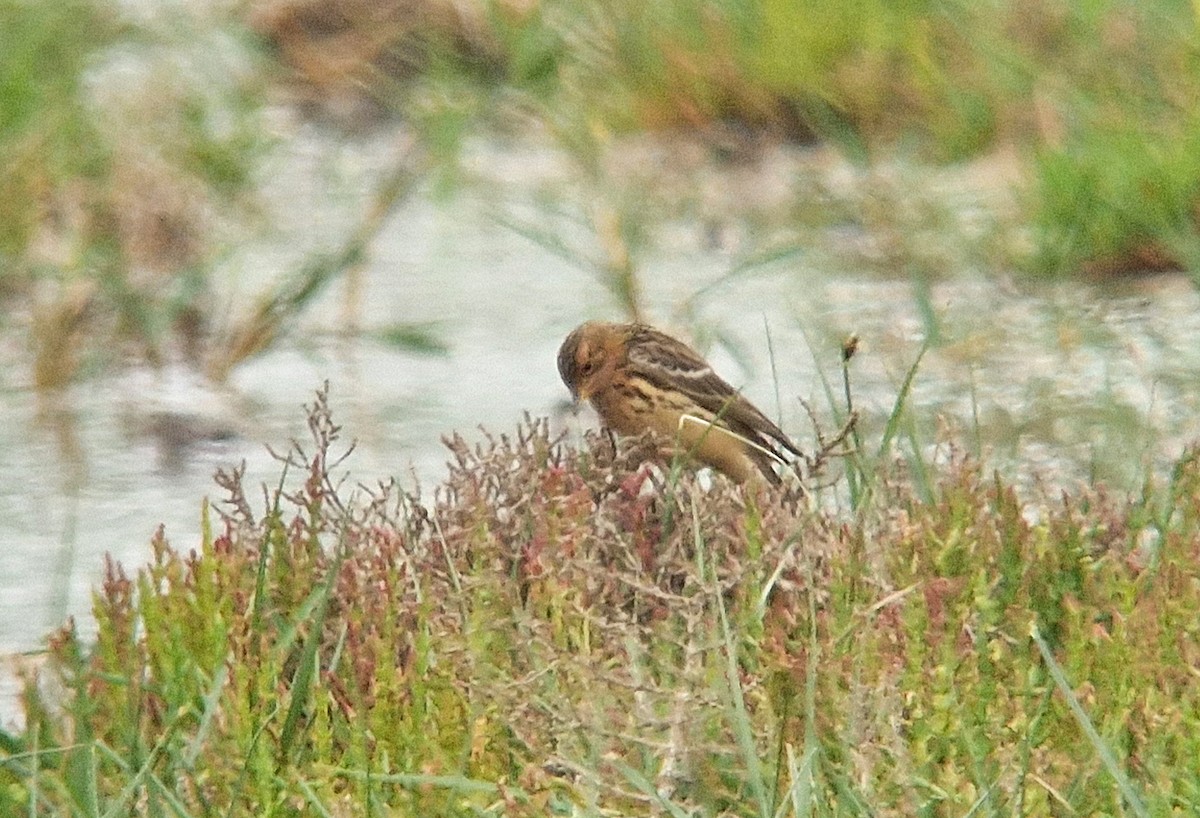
[4,391,1198,815]
[3,1,1200,814]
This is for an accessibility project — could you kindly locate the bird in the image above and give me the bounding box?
[557,321,803,485]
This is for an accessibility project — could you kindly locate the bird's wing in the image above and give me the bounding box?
[626,326,803,459]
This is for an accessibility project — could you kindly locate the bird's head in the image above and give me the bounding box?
[557,321,623,403]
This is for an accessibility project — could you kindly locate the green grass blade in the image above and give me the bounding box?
[611,760,693,818]
[799,324,843,427]
[876,343,928,461]
[28,725,40,818]
[182,654,231,768]
[94,706,193,818]
[783,742,817,818]
[1031,624,1149,818]
[796,587,823,818]
[682,244,808,313]
[698,499,771,818]
[279,538,346,761]
[295,777,335,818]
[222,702,281,818]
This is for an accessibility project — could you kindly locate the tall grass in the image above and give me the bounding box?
[6,0,1199,391]
[3,389,1198,815]
[1,0,274,387]
[461,0,1200,296]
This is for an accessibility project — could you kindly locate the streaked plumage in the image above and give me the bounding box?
[557,321,802,484]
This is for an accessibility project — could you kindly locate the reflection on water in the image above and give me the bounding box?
[2,131,1200,697]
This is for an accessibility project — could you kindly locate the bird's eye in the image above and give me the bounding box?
[579,360,597,376]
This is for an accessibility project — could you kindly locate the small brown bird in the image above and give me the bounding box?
[557,321,803,485]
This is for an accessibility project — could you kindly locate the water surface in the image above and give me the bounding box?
[3,127,1199,724]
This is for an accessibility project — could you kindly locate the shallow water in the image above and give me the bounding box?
[3,123,1200,724]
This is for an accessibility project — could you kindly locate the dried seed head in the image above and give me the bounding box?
[841,333,860,362]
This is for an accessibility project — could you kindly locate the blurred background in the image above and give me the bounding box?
[3,0,1200,665]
